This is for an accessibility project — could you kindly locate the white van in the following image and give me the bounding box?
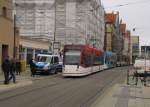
[134,58,150,73]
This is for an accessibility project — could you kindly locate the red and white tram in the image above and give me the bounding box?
[62,45,104,76]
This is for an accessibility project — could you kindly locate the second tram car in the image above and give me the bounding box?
[117,55,130,67]
[104,51,117,69]
[62,45,104,76]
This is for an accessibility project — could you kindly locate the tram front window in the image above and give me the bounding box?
[64,51,81,65]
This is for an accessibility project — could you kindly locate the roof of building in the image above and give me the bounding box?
[125,30,131,38]
[105,13,116,24]
[120,23,126,35]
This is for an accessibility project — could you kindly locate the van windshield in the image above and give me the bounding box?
[37,56,51,63]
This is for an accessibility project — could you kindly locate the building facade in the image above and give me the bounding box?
[105,12,123,54]
[20,37,49,64]
[124,30,131,64]
[55,0,105,49]
[15,0,54,38]
[104,13,114,51]
[15,0,54,62]
[15,0,105,54]
[0,0,19,72]
[131,36,140,63]
[141,46,150,59]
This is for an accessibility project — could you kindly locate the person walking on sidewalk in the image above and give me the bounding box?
[1,56,10,84]
[16,59,21,75]
[8,58,16,83]
[29,58,36,77]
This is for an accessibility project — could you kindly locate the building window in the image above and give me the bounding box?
[2,7,7,17]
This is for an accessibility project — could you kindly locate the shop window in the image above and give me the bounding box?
[2,7,7,17]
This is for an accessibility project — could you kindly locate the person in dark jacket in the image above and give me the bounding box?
[16,59,21,75]
[2,56,10,84]
[29,58,36,77]
[8,58,16,83]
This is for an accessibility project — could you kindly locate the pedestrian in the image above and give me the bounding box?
[16,59,21,75]
[8,58,16,83]
[1,56,10,84]
[29,58,36,77]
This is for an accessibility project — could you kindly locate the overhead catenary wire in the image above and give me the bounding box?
[105,0,150,9]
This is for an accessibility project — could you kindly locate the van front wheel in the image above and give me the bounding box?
[51,68,57,74]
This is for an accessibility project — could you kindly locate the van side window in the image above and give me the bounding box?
[54,57,59,64]
[51,57,54,64]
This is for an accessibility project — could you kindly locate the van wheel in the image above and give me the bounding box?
[59,68,62,72]
[51,68,57,74]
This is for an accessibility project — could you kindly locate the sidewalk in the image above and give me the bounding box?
[0,71,32,93]
[91,83,150,107]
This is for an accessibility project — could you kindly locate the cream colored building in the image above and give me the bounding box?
[15,0,105,50]
[131,36,139,63]
[0,0,19,72]
[56,0,105,49]
[20,36,49,64]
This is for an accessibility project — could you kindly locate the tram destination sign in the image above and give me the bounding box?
[65,45,83,51]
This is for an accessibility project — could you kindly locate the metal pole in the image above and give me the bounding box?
[13,13,16,59]
[53,0,56,53]
[144,45,147,86]
[127,69,129,85]
[144,45,146,72]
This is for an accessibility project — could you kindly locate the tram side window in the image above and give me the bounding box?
[110,56,117,65]
[93,56,103,65]
[83,53,92,67]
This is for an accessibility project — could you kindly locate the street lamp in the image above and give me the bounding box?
[52,0,61,54]
[144,45,147,72]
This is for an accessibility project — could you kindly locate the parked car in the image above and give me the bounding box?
[134,58,150,73]
[35,54,63,74]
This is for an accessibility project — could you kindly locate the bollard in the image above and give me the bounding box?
[143,71,147,86]
[20,60,27,72]
[135,70,138,86]
[127,69,129,85]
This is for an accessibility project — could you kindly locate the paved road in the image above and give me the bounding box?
[0,67,129,107]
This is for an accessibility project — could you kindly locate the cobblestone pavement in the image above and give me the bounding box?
[91,82,150,107]
[0,70,33,93]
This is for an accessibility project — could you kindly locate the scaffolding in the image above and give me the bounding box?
[55,0,105,49]
[15,0,105,49]
[15,0,55,40]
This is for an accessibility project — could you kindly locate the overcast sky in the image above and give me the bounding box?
[101,0,150,46]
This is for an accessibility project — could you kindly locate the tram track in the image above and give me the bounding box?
[0,73,73,101]
[80,67,127,107]
[0,66,129,107]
